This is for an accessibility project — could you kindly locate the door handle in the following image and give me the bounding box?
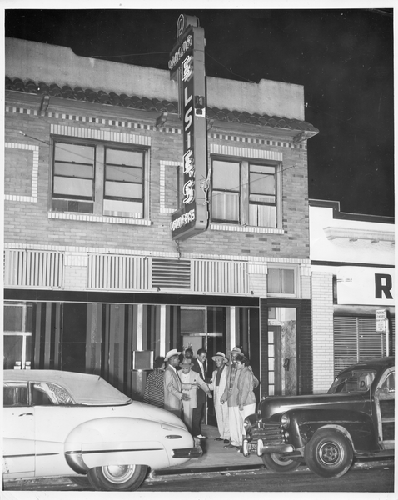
[18,413,33,416]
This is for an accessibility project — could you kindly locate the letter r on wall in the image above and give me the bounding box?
[375,273,393,299]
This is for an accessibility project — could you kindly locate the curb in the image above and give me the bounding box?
[152,463,265,477]
[151,456,394,478]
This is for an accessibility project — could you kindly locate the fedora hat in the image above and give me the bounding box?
[230,347,241,354]
[165,348,181,360]
[212,352,227,362]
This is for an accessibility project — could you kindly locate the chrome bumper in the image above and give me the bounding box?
[242,438,294,457]
[172,447,203,459]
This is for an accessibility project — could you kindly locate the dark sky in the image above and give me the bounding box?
[5,8,394,217]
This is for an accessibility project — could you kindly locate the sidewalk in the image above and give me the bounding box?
[154,424,264,476]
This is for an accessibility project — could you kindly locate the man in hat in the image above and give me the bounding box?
[163,348,188,418]
[208,352,230,443]
[178,357,211,433]
[221,347,242,448]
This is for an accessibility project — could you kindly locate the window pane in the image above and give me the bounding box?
[54,163,93,179]
[54,143,94,163]
[103,199,143,216]
[250,169,275,196]
[268,268,281,293]
[106,165,142,183]
[283,269,295,294]
[249,203,276,227]
[4,306,23,332]
[181,309,205,334]
[3,336,23,369]
[106,149,143,167]
[267,268,295,294]
[212,160,240,190]
[212,191,239,222]
[53,177,93,198]
[105,181,142,199]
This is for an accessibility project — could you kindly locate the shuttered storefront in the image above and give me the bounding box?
[334,316,395,375]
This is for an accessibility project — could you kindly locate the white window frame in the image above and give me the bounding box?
[266,265,300,298]
[50,135,150,222]
[210,155,282,230]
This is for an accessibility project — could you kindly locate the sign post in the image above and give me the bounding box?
[376,309,389,356]
[169,14,209,241]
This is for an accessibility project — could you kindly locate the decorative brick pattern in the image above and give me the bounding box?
[50,124,152,146]
[159,160,181,214]
[4,143,39,203]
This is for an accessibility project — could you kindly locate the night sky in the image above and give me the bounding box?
[4,8,394,217]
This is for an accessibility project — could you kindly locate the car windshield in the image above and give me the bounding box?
[328,369,376,394]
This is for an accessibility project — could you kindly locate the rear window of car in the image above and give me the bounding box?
[3,384,28,406]
[328,369,376,394]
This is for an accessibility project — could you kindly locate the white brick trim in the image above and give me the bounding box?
[5,143,39,203]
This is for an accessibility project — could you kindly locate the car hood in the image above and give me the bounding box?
[259,392,369,419]
[128,401,187,429]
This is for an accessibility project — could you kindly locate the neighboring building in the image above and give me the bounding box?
[4,36,319,402]
[310,199,395,393]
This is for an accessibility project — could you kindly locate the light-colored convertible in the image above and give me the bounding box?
[3,369,201,491]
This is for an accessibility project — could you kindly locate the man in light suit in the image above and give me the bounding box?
[208,352,230,443]
[163,349,188,418]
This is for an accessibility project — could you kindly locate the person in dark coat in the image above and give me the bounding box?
[191,347,208,439]
[143,356,165,408]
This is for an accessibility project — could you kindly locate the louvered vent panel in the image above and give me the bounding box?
[88,254,149,290]
[152,258,191,289]
[4,249,64,288]
[358,317,383,359]
[193,260,248,294]
[333,316,358,375]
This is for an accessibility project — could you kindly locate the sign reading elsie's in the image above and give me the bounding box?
[170,14,209,241]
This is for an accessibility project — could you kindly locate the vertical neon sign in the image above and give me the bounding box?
[169,15,208,241]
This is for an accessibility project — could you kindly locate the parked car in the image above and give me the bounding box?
[3,369,201,491]
[242,356,395,478]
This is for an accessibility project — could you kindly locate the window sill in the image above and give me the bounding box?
[210,223,284,234]
[48,212,152,226]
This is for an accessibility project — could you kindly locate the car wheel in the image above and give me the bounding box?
[87,464,148,491]
[304,429,353,478]
[261,453,300,472]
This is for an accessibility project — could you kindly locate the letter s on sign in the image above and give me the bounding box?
[185,107,192,131]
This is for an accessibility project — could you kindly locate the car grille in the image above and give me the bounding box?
[250,422,286,445]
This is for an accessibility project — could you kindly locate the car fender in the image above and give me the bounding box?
[289,409,378,452]
[64,417,192,471]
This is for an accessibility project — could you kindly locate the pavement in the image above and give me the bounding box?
[153,423,265,476]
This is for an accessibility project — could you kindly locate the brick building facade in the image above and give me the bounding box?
[4,37,319,403]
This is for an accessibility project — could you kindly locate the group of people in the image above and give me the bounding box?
[143,345,259,451]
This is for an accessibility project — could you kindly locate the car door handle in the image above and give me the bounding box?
[18,413,33,416]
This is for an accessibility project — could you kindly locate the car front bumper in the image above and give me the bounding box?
[242,438,294,457]
[171,447,203,459]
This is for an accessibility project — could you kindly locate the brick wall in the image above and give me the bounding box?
[4,94,310,263]
[311,272,334,392]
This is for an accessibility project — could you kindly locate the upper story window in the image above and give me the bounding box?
[211,157,281,228]
[51,138,147,218]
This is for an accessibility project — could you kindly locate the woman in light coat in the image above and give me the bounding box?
[235,354,258,421]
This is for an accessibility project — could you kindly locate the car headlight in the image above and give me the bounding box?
[280,413,290,429]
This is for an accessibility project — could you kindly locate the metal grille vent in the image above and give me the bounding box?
[4,249,64,288]
[152,258,191,289]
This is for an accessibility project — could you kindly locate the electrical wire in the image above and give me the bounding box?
[18,131,305,203]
